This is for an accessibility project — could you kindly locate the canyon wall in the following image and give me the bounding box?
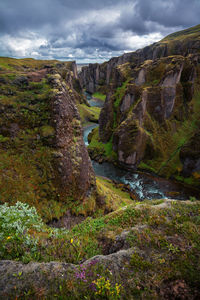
[82,24,200,186]
[0,58,96,221]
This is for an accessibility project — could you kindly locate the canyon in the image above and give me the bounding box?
[80,24,200,189]
[0,24,200,299]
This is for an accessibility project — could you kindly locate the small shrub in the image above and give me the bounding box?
[0,201,44,260]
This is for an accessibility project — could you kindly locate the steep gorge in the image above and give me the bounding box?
[80,24,200,189]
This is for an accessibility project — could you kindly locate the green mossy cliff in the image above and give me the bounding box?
[81,25,200,188]
[0,58,96,221]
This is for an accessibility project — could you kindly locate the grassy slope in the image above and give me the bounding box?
[161,24,200,42]
[1,196,200,298]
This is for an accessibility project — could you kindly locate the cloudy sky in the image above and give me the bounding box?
[0,0,200,63]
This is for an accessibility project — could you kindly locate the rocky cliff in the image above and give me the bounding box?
[0,58,96,221]
[83,24,200,187]
[79,24,200,94]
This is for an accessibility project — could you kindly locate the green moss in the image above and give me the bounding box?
[0,198,200,298]
[77,104,101,125]
[0,58,79,222]
[130,253,153,271]
[40,125,55,137]
[114,80,129,109]
[117,62,132,79]
[140,90,200,182]
[92,92,106,101]
[0,135,9,143]
[146,62,166,84]
[138,161,157,173]
[96,177,132,213]
[0,57,72,71]
[88,127,117,159]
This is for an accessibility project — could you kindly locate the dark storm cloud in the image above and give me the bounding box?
[0,0,200,62]
[118,0,200,35]
[0,0,124,34]
[136,0,200,28]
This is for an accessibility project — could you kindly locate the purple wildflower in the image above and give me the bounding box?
[75,270,86,281]
[89,282,97,291]
[89,259,97,266]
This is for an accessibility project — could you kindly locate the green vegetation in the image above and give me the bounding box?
[0,176,132,263]
[0,57,93,222]
[141,90,200,183]
[114,80,129,109]
[0,70,61,221]
[0,57,72,72]
[40,125,55,137]
[77,103,101,125]
[0,202,44,262]
[88,127,117,160]
[161,24,200,42]
[92,92,106,101]
[96,177,132,212]
[0,199,199,298]
[146,62,166,85]
[1,35,200,298]
[138,161,157,173]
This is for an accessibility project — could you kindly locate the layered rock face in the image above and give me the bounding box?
[0,58,95,220]
[82,24,200,185]
[99,55,199,168]
[79,24,200,94]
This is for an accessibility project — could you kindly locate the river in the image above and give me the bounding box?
[83,92,197,200]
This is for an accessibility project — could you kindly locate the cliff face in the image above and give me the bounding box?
[99,54,199,164]
[0,58,96,221]
[49,72,95,200]
[79,24,200,94]
[83,24,200,186]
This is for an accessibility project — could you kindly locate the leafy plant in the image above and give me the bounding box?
[0,202,44,260]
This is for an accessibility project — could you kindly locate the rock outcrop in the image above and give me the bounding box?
[48,72,95,201]
[0,58,96,221]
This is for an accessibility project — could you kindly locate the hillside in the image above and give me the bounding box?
[161,24,200,42]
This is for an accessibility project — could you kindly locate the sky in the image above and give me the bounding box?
[0,0,200,63]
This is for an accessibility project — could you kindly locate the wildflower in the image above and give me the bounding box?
[115,283,121,296]
[70,238,73,244]
[89,282,97,291]
[105,279,111,290]
[75,270,86,281]
[159,258,165,264]
[89,259,97,266]
[7,236,11,240]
